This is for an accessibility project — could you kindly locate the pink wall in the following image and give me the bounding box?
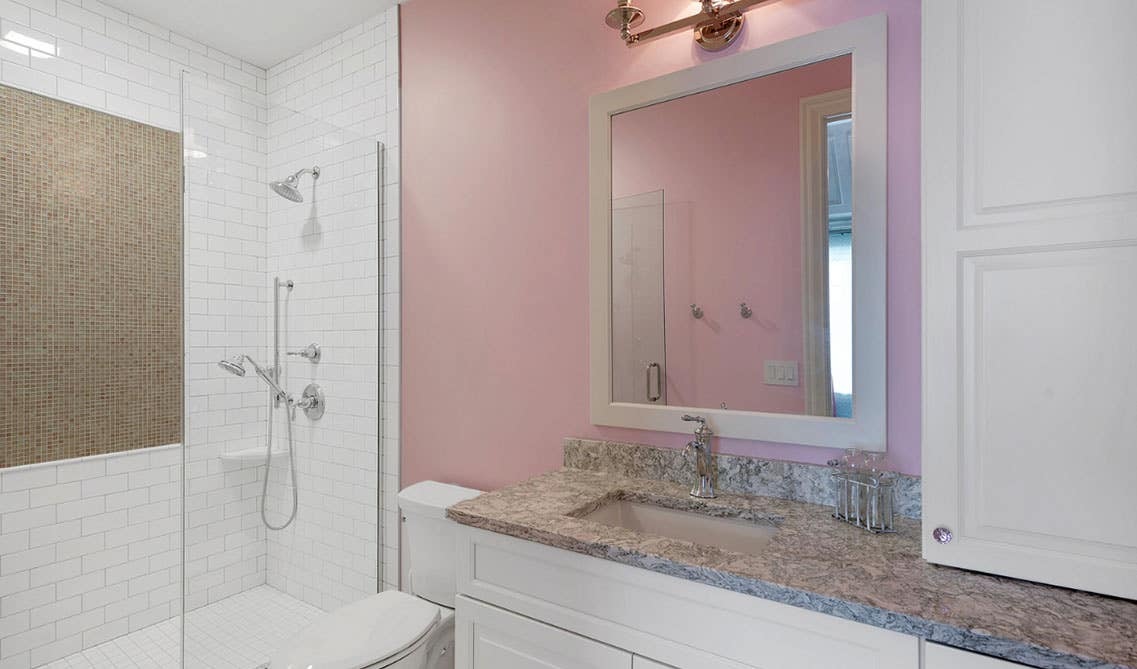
[612,56,852,414]
[401,0,921,490]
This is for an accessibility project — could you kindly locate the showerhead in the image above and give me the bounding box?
[218,357,247,376]
[270,178,304,202]
[218,354,287,398]
[269,166,320,203]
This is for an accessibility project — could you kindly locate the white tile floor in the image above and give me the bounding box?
[39,586,325,669]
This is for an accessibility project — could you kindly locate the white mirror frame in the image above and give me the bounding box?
[589,14,888,450]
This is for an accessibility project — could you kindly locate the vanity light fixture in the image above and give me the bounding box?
[604,0,775,51]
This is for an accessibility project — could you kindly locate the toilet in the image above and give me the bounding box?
[268,481,482,669]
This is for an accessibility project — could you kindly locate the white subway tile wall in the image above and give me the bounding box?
[262,6,399,607]
[0,446,181,669]
[0,0,399,665]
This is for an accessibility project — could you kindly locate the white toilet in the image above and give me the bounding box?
[268,481,481,669]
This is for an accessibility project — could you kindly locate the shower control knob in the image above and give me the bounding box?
[932,527,953,544]
[298,383,326,420]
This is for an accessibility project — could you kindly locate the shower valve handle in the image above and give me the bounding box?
[287,343,321,363]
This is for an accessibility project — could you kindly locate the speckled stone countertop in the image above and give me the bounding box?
[447,468,1136,669]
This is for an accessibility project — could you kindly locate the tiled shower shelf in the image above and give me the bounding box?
[218,448,288,465]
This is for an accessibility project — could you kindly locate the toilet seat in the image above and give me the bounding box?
[269,591,442,669]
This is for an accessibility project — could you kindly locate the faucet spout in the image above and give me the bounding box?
[682,416,716,498]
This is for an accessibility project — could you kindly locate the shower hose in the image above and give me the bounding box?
[262,394,299,530]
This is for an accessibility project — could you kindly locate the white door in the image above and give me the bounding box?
[611,191,666,404]
[456,596,633,669]
[922,0,1137,598]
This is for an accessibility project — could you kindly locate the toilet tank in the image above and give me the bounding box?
[397,481,482,608]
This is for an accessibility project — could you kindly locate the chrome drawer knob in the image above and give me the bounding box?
[932,527,953,544]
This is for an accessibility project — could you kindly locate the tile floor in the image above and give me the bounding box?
[39,586,324,669]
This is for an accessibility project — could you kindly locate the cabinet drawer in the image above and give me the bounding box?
[925,643,1029,669]
[456,595,632,669]
[456,526,918,669]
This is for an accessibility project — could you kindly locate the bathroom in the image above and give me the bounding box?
[0,0,1132,668]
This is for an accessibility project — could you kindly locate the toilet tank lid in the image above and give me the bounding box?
[398,480,482,519]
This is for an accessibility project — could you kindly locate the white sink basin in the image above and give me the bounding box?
[580,499,778,556]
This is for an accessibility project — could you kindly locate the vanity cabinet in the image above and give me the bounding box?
[456,595,689,669]
[456,596,632,669]
[924,644,1024,669]
[921,0,1137,599]
[455,525,919,669]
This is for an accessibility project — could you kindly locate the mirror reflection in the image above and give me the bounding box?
[610,56,853,417]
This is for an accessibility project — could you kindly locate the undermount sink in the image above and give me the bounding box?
[580,499,778,556]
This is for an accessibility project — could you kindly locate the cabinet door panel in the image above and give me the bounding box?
[634,658,678,669]
[921,0,1137,599]
[456,596,632,669]
[925,643,1027,669]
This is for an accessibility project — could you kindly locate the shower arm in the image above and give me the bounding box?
[290,167,320,182]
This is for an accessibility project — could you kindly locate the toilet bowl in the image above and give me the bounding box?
[268,481,481,669]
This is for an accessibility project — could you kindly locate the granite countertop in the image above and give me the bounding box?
[447,468,1136,669]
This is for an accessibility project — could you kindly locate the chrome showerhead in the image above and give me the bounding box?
[270,178,304,202]
[269,166,320,203]
[218,357,247,376]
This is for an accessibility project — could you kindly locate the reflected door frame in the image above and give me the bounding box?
[800,89,852,417]
[611,191,667,405]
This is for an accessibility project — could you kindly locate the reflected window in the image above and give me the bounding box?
[827,116,853,418]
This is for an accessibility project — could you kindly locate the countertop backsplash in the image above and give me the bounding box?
[564,437,922,519]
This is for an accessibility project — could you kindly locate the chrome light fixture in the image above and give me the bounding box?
[605,0,774,51]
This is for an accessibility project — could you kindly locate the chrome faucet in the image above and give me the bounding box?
[682,414,715,498]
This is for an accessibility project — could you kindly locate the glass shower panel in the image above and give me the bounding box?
[262,110,383,614]
[181,72,382,669]
[181,70,275,669]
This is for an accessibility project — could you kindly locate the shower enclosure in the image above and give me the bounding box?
[0,40,389,667]
[179,72,386,669]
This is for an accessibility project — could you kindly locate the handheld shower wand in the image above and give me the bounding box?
[218,355,287,400]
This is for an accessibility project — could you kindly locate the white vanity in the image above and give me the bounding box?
[452,516,1026,669]
[444,465,1134,669]
[455,525,921,669]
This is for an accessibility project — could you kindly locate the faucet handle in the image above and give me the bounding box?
[681,414,706,425]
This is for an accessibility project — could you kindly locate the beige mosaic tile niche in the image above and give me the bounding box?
[0,84,183,468]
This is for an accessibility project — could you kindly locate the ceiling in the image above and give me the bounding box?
[101,0,398,69]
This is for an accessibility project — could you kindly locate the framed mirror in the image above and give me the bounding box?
[589,15,887,449]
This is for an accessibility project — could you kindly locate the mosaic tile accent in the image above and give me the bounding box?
[564,437,922,518]
[0,84,182,468]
